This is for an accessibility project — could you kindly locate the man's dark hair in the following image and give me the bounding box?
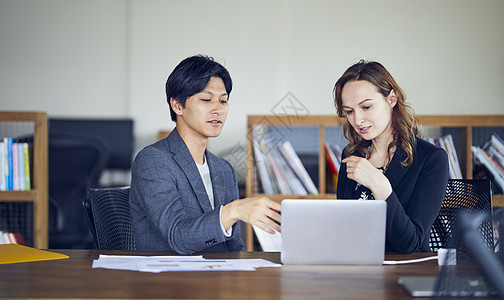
[166,55,233,122]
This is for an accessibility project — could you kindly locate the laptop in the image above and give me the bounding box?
[281,199,387,265]
[398,210,504,298]
[398,274,496,298]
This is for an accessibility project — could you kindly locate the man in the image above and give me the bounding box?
[130,55,281,254]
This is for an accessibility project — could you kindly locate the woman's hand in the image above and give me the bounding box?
[342,155,392,200]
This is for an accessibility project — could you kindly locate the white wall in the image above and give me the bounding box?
[1,0,504,163]
[0,0,129,117]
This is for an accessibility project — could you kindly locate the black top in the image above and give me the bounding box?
[337,137,449,253]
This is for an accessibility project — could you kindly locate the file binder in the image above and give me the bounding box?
[0,244,69,264]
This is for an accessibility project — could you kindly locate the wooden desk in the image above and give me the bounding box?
[0,250,438,299]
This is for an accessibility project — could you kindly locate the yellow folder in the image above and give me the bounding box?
[0,244,69,264]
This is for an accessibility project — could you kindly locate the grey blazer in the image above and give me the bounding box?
[129,129,245,254]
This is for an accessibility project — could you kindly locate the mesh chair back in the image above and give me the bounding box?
[84,186,136,250]
[49,134,109,249]
[430,179,493,252]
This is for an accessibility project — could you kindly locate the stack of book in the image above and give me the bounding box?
[472,134,504,194]
[253,138,318,195]
[0,137,31,191]
[324,142,343,192]
[427,134,463,179]
[0,230,24,245]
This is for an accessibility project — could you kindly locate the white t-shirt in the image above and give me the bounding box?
[196,157,232,237]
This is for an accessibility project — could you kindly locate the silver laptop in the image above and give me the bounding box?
[281,199,386,265]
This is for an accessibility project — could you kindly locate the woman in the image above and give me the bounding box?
[333,60,449,253]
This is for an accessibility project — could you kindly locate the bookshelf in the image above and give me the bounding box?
[245,114,504,251]
[0,111,48,248]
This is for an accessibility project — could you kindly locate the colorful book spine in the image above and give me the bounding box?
[23,143,30,190]
[278,141,318,195]
[324,143,339,175]
[0,141,4,190]
[264,144,291,194]
[259,140,280,193]
[472,146,504,192]
[271,146,307,195]
[0,139,32,191]
[7,138,13,190]
[252,139,276,194]
[12,143,19,191]
[18,143,25,191]
[427,134,462,179]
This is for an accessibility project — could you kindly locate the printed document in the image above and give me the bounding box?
[92,255,281,272]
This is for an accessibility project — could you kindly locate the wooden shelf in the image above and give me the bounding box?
[0,190,38,201]
[245,114,504,251]
[0,111,48,249]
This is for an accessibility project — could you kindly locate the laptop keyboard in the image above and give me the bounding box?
[433,263,498,298]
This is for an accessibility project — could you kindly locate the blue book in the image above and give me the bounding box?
[6,137,13,190]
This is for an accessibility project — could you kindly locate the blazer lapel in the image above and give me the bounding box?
[385,146,410,190]
[169,130,213,213]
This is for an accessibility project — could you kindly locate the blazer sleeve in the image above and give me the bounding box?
[385,147,449,253]
[221,168,246,252]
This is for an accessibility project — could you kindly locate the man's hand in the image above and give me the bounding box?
[221,196,281,234]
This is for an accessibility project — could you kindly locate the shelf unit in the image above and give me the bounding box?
[0,111,48,248]
[245,114,504,251]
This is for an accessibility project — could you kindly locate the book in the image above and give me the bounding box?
[278,141,318,195]
[18,143,25,191]
[0,244,69,265]
[0,231,9,244]
[442,135,463,179]
[324,143,339,175]
[330,143,342,173]
[0,141,4,190]
[472,146,504,192]
[331,143,343,163]
[271,146,307,195]
[6,137,13,190]
[13,232,25,246]
[263,142,291,194]
[23,143,30,190]
[325,143,342,192]
[259,140,281,193]
[253,139,275,194]
[12,143,19,190]
[427,135,462,179]
[487,145,504,171]
[8,232,17,244]
[483,134,504,171]
[491,134,504,154]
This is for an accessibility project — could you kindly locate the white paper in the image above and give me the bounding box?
[253,225,282,252]
[92,254,281,272]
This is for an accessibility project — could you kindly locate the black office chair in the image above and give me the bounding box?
[429,179,494,252]
[48,134,109,249]
[83,186,136,250]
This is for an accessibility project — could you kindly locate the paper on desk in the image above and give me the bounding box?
[92,255,281,272]
[92,255,203,271]
[253,225,282,252]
